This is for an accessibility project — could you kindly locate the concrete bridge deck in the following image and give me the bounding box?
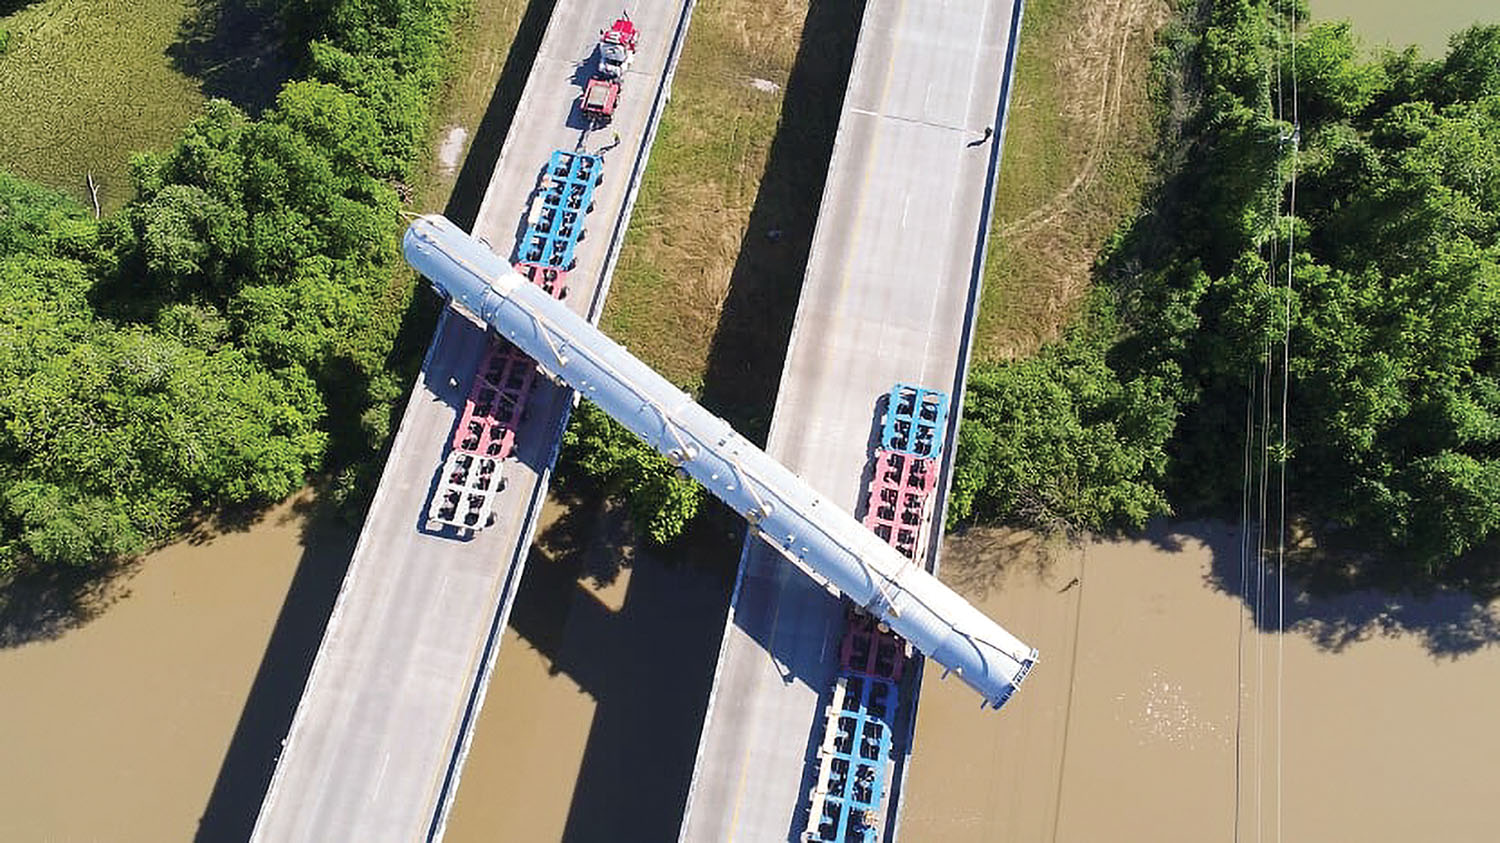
[678,0,1026,838]
[251,0,696,839]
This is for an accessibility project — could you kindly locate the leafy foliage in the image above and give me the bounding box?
[1,0,471,571]
[559,400,704,546]
[960,7,1500,584]
[0,182,325,572]
[950,295,1174,533]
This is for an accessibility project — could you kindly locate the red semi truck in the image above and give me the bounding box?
[580,16,638,127]
[597,15,638,78]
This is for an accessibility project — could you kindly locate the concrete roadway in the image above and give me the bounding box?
[678,0,1023,839]
[251,0,696,840]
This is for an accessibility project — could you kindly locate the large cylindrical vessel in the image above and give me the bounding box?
[403,214,1037,708]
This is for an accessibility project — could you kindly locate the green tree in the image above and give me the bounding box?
[951,298,1174,534]
[964,5,1500,586]
[559,399,704,545]
[1291,21,1386,122]
[1437,25,1500,103]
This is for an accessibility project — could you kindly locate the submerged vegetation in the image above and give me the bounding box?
[0,0,471,573]
[956,0,1500,587]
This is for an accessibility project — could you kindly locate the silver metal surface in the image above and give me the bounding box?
[404,214,1036,703]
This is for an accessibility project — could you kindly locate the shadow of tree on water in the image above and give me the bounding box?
[934,518,1500,659]
[168,0,297,116]
[1140,520,1500,659]
[533,486,640,590]
[0,561,137,648]
[0,495,316,648]
[937,523,1077,600]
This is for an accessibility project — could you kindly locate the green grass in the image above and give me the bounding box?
[0,0,208,211]
[410,0,530,216]
[991,0,1072,222]
[601,0,863,443]
[973,0,1166,361]
[602,0,808,389]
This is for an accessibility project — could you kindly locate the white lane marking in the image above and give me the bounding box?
[372,752,391,802]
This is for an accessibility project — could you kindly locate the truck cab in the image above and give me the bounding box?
[580,77,619,125]
[597,17,638,78]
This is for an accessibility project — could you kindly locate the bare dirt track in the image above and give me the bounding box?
[901,524,1500,841]
[1000,0,1163,241]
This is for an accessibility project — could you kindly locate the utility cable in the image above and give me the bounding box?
[1234,367,1256,843]
[1275,4,1301,841]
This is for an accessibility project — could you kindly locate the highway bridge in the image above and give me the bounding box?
[252,0,1028,839]
[251,0,697,839]
[679,0,1027,838]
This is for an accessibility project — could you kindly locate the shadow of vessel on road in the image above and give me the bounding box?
[496,497,734,842]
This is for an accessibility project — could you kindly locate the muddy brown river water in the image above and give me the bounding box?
[1315,0,1493,54]
[2,498,1497,841]
[442,499,733,842]
[901,525,1500,841]
[0,493,354,842]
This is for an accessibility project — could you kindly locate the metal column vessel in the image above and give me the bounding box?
[403,214,1038,708]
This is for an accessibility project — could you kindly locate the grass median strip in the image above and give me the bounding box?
[412,0,533,218]
[602,0,863,444]
[603,0,808,388]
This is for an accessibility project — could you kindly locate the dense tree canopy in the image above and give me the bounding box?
[948,295,1174,533]
[0,0,470,572]
[956,5,1500,585]
[559,400,704,546]
[0,175,326,570]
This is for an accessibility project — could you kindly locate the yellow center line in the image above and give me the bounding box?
[833,0,910,318]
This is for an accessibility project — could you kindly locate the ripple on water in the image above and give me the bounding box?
[1121,669,1231,749]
